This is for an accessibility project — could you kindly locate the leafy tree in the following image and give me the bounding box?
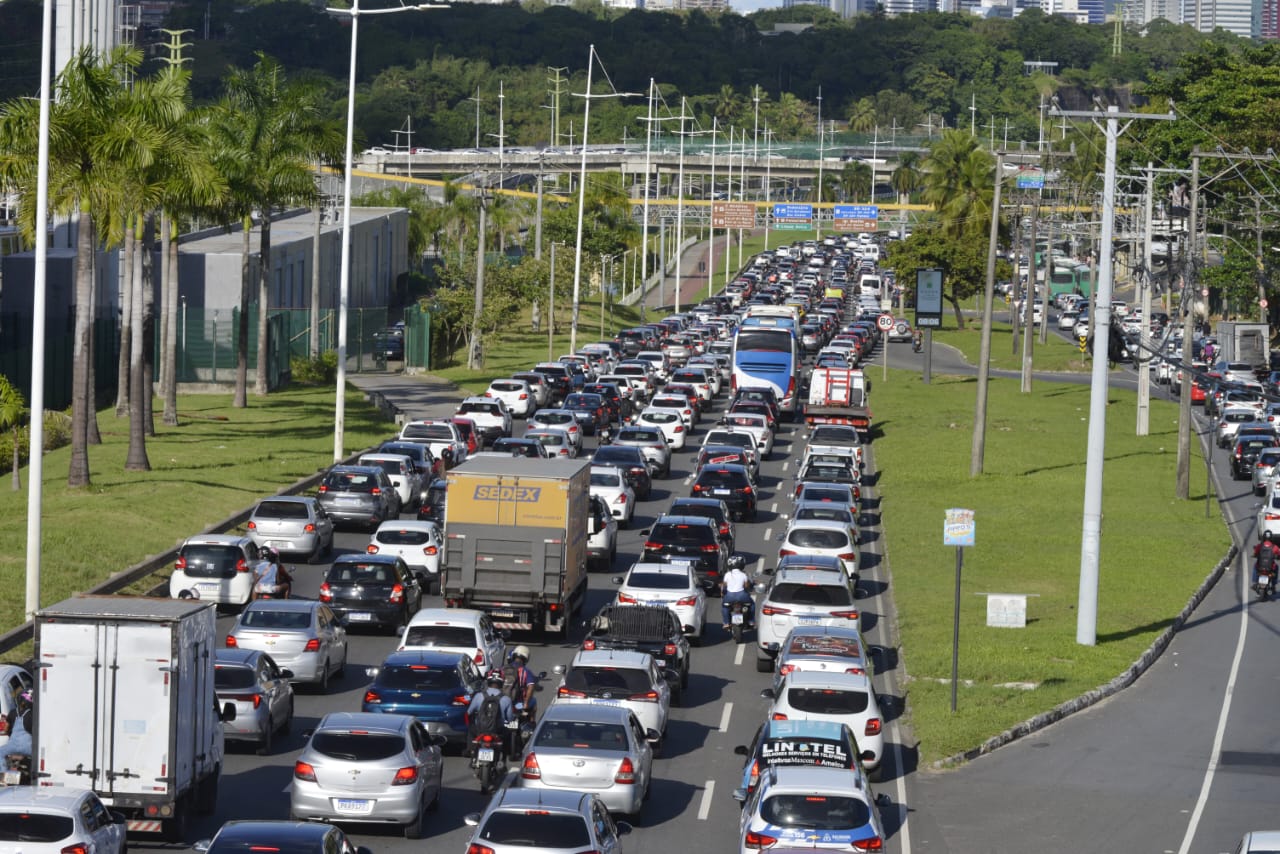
[847,97,876,132]
[891,150,922,203]
[922,130,995,241]
[888,226,1010,328]
[840,161,872,202]
[0,375,26,490]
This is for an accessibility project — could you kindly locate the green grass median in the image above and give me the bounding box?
[869,368,1229,763]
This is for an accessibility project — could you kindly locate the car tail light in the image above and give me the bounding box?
[474,651,485,667]
[247,521,257,530]
[865,718,882,736]
[392,766,418,785]
[304,639,320,652]
[318,485,329,493]
[700,544,720,553]
[643,541,662,550]
[371,487,382,495]
[251,693,262,709]
[519,393,528,400]
[745,831,778,849]
[852,838,883,852]
[663,643,679,657]
[779,664,795,676]
[838,552,858,562]
[761,606,791,616]
[675,425,685,433]
[692,483,703,492]
[558,687,587,698]
[424,544,438,556]
[235,558,249,573]
[747,759,759,788]
[366,544,380,554]
[294,761,317,782]
[451,694,469,706]
[364,690,381,704]
[742,485,753,494]
[778,548,796,557]
[614,756,637,784]
[618,592,638,604]
[318,582,332,603]
[582,638,596,650]
[720,524,730,535]
[521,753,542,779]
[771,712,788,721]
[62,845,89,854]
[225,635,237,648]
[676,596,698,606]
[389,584,405,603]
[830,609,860,621]
[175,556,187,570]
[614,494,628,504]
[628,690,660,702]
[846,666,865,675]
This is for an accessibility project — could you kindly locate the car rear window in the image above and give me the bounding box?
[239,609,313,630]
[695,469,749,487]
[650,523,715,545]
[480,812,591,847]
[785,687,870,716]
[401,424,454,441]
[255,501,309,520]
[329,562,396,583]
[622,429,663,443]
[796,507,854,524]
[536,412,574,425]
[322,471,379,492]
[179,545,244,578]
[375,528,432,546]
[214,665,257,690]
[528,433,564,447]
[534,721,628,751]
[627,571,691,590]
[459,402,500,415]
[363,459,405,477]
[490,381,522,392]
[798,486,853,504]
[311,732,405,761]
[786,529,851,550]
[377,666,462,691]
[402,626,477,648]
[0,813,73,842]
[770,583,853,607]
[642,411,679,424]
[591,471,623,487]
[564,666,651,695]
[594,448,643,466]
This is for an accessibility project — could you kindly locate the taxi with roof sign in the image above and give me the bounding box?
[731,719,873,803]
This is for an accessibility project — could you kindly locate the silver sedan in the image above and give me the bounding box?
[227,599,348,691]
[214,648,295,755]
[518,703,656,818]
[247,496,334,563]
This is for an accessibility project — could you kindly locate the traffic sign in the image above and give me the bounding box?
[712,201,756,230]
[877,313,895,331]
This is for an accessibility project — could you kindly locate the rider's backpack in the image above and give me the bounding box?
[472,692,503,736]
[500,665,524,704]
[1260,544,1277,572]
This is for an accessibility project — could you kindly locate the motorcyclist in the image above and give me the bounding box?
[912,328,923,352]
[1255,531,1279,589]
[254,547,292,599]
[721,562,755,631]
[507,645,538,722]
[2,690,32,767]
[467,671,515,757]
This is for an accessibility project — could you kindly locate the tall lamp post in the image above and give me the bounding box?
[568,44,639,353]
[329,0,446,463]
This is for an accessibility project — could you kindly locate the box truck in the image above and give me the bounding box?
[805,366,872,439]
[441,456,590,634]
[1214,321,1270,374]
[32,596,230,841]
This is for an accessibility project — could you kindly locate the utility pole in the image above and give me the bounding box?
[1137,161,1154,436]
[970,150,1005,477]
[1176,155,1200,500]
[467,86,482,149]
[469,193,487,369]
[547,66,568,147]
[1021,192,1039,392]
[1051,102,1174,646]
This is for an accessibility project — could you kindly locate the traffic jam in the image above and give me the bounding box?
[12,233,904,854]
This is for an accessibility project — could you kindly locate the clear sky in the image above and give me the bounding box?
[729,0,785,12]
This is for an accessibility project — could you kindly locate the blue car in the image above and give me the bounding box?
[362,650,484,745]
[732,719,871,802]
[737,765,885,854]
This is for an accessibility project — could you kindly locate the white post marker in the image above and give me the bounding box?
[878,312,894,381]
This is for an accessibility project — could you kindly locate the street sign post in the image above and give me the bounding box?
[876,313,894,331]
[711,201,756,230]
[773,203,813,231]
[833,204,878,232]
[915,268,943,329]
[944,508,975,713]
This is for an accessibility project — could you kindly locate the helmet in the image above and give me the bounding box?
[1266,531,1275,543]
[511,645,530,662]
[486,671,504,685]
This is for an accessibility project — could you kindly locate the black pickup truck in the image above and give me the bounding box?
[582,605,691,700]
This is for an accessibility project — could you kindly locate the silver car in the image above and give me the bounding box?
[357,453,423,512]
[612,426,671,477]
[316,465,401,531]
[1255,448,1280,495]
[589,465,635,528]
[463,788,630,854]
[525,428,579,459]
[519,703,656,818]
[527,409,585,452]
[227,599,349,691]
[290,712,444,839]
[214,648,295,755]
[247,496,334,563]
[552,649,675,741]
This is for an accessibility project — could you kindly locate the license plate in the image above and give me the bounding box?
[333,799,372,815]
[670,558,694,566]
[713,489,731,496]
[346,612,373,622]
[797,617,822,625]
[196,583,219,592]
[594,699,622,706]
[490,610,516,618]
[477,748,495,762]
[731,613,745,625]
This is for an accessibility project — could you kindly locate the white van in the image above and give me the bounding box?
[858,274,882,298]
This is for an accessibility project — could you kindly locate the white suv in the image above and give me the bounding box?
[455,397,513,447]
[484,378,535,418]
[760,670,885,775]
[755,565,859,673]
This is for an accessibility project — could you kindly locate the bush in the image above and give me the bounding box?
[0,409,71,477]
[291,351,338,386]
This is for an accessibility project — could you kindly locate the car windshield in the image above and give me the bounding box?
[239,610,313,630]
[255,501,309,520]
[627,571,691,590]
[214,666,258,690]
[621,429,663,444]
[650,523,715,545]
[696,469,748,488]
[401,424,454,441]
[591,471,623,487]
[479,813,590,847]
[785,687,870,716]
[0,813,73,842]
[564,666,652,695]
[770,583,853,607]
[786,529,851,549]
[375,529,432,546]
[310,732,405,761]
[402,626,476,648]
[534,721,629,751]
[377,666,461,691]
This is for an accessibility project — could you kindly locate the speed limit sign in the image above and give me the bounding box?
[877,313,895,331]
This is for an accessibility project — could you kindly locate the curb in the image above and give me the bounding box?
[930,544,1238,769]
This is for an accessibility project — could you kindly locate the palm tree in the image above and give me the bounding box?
[0,47,139,487]
[840,161,872,202]
[214,55,342,399]
[0,375,27,491]
[891,151,922,205]
[713,85,742,126]
[847,98,876,133]
[922,130,995,240]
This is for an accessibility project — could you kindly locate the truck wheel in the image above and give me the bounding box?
[196,770,219,815]
[163,797,190,842]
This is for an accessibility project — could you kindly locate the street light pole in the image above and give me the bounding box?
[328,0,445,463]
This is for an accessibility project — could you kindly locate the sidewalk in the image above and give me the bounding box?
[348,371,466,425]
[642,230,758,313]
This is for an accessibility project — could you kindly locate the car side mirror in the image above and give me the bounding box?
[761,567,775,576]
[110,811,127,825]
[552,664,566,676]
[759,687,776,699]
[611,575,625,585]
[861,749,876,763]
[365,666,380,678]
[463,813,481,827]
[220,702,236,722]
[732,788,747,803]
[193,841,212,853]
[415,572,429,587]
[733,744,749,756]
[645,728,661,742]
[662,669,680,683]
[279,669,294,680]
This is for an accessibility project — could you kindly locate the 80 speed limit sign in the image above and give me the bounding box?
[877,313,895,331]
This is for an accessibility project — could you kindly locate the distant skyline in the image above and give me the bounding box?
[730,0,784,11]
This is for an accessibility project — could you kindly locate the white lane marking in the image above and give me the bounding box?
[763,527,773,542]
[781,461,789,472]
[1175,552,1250,854]
[734,643,745,667]
[770,502,778,513]
[697,780,715,820]
[719,702,734,732]
[754,557,764,574]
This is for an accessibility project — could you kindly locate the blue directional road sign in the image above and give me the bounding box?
[773,203,813,219]
[833,205,879,220]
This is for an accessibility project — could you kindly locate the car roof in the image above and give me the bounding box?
[781,669,872,690]
[316,711,410,734]
[774,567,849,585]
[785,518,853,532]
[490,787,593,814]
[373,520,439,532]
[765,764,866,792]
[407,607,484,627]
[215,647,262,667]
[183,534,253,547]
[571,648,653,668]
[243,598,318,613]
[670,497,727,512]
[627,561,695,575]
[653,514,716,527]
[539,702,635,725]
[209,821,340,847]
[0,786,96,811]
[332,552,403,566]
[379,649,469,668]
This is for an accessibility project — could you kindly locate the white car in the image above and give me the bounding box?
[526,409,585,453]
[552,649,674,741]
[399,608,507,673]
[636,406,689,450]
[367,519,443,579]
[755,564,860,672]
[455,396,513,447]
[0,788,126,854]
[484,378,535,418]
[687,357,725,393]
[398,419,468,468]
[778,518,860,582]
[771,625,874,692]
[590,465,636,528]
[649,394,699,426]
[759,670,885,774]
[612,561,707,641]
[525,427,579,458]
[719,411,775,459]
[1257,483,1280,539]
[1217,406,1261,448]
[737,765,885,853]
[1073,317,1091,339]
[357,453,422,511]
[1058,310,1080,331]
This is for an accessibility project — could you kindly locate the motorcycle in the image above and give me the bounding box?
[470,717,521,794]
[1255,565,1277,601]
[726,597,754,644]
[253,562,292,600]
[912,335,923,354]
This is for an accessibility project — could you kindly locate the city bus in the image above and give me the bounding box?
[731,318,802,420]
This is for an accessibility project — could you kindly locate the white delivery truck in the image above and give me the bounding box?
[32,596,231,841]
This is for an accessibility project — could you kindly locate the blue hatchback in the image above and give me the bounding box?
[362,650,484,745]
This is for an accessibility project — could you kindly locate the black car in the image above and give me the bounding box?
[1232,435,1280,480]
[416,478,447,523]
[320,554,426,634]
[668,496,736,554]
[583,604,692,691]
[563,392,608,435]
[490,437,549,458]
[582,382,629,421]
[198,821,363,854]
[691,463,757,520]
[592,445,652,499]
[640,515,729,589]
[374,331,405,362]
